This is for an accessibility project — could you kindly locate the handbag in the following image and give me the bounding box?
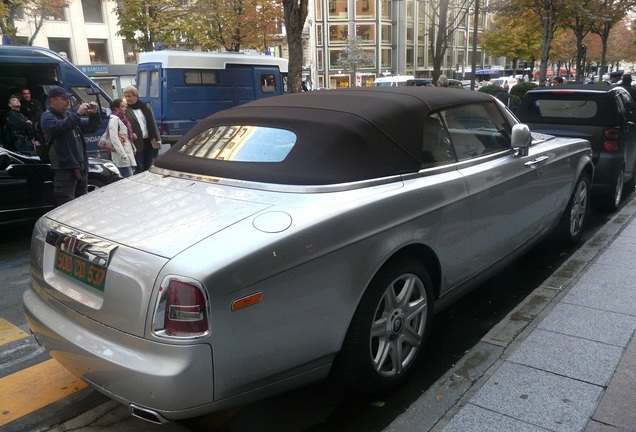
[98,129,126,153]
[97,130,115,152]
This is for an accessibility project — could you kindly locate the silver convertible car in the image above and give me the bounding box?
[24,87,593,423]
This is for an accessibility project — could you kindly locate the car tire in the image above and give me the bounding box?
[623,170,636,196]
[557,172,590,245]
[597,168,624,212]
[334,258,433,396]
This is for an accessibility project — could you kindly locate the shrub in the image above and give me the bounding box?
[510,82,538,100]
[478,84,502,96]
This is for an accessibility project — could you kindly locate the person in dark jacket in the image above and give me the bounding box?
[40,86,100,205]
[20,87,44,123]
[3,96,34,153]
[619,74,636,102]
[122,85,162,173]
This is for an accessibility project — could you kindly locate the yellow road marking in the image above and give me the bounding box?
[0,318,28,347]
[0,359,87,426]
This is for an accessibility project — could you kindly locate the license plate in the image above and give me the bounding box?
[55,249,107,292]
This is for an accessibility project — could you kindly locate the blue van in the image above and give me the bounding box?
[0,45,112,156]
[135,51,288,144]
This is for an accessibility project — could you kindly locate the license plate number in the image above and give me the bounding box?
[55,249,107,292]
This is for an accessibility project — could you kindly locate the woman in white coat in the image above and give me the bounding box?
[107,99,137,177]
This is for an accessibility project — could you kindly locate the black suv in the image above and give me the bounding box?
[516,85,636,211]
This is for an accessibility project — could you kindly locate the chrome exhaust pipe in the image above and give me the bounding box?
[129,404,169,424]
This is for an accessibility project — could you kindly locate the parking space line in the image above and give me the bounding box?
[0,319,28,347]
[0,358,87,426]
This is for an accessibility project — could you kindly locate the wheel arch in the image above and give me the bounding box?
[378,243,442,301]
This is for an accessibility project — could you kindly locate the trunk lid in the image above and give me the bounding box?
[33,172,271,336]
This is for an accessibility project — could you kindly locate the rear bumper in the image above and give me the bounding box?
[23,285,215,420]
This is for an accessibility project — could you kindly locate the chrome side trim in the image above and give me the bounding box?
[149,165,404,193]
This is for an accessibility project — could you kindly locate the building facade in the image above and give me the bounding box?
[305,0,503,89]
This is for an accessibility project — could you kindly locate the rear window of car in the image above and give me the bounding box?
[178,125,296,162]
[518,93,617,125]
[528,98,598,119]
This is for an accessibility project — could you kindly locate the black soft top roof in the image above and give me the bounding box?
[154,87,494,185]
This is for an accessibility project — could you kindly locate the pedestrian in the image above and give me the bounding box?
[551,76,564,86]
[3,96,34,153]
[106,99,137,178]
[496,84,512,108]
[618,74,636,102]
[605,70,623,85]
[436,75,448,87]
[20,87,44,123]
[122,86,161,173]
[40,86,100,205]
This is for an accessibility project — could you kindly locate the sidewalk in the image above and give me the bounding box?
[386,194,636,432]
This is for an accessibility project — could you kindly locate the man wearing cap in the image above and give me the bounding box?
[605,70,623,85]
[40,86,100,205]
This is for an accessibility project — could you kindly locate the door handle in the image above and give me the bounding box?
[524,155,549,166]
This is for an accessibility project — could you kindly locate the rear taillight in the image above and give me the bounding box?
[603,129,619,152]
[160,122,169,135]
[153,277,210,339]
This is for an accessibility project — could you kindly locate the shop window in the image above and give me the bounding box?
[88,39,108,64]
[82,0,103,23]
[356,24,375,43]
[123,40,137,64]
[329,24,348,45]
[48,38,72,63]
[44,7,66,21]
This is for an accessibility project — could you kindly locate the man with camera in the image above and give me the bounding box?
[40,86,100,205]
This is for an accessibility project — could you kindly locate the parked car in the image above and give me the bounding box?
[516,84,636,211]
[406,78,434,86]
[0,147,122,228]
[491,77,518,88]
[24,87,593,423]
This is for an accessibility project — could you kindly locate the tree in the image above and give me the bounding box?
[560,0,595,82]
[480,11,542,72]
[588,0,636,79]
[188,0,282,52]
[1,0,67,44]
[423,0,475,82]
[494,0,569,82]
[282,0,308,93]
[337,36,374,84]
[115,0,191,52]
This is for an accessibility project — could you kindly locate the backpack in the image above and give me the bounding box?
[33,120,52,163]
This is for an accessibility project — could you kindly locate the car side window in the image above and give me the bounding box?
[421,113,456,168]
[440,102,511,161]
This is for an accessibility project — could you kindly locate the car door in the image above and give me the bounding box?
[0,148,55,227]
[440,102,549,273]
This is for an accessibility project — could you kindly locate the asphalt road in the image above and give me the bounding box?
[0,206,613,432]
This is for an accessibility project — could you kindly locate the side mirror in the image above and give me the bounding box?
[511,124,532,156]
